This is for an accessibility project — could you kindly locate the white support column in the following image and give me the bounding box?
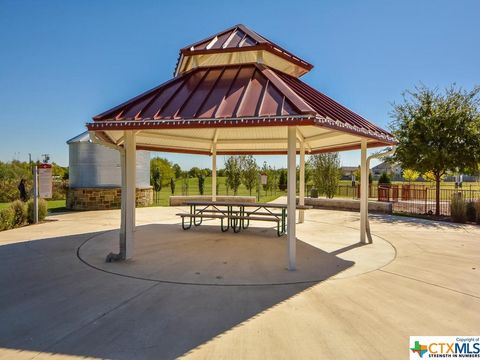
[360,139,368,244]
[212,144,217,201]
[120,130,136,260]
[299,139,305,223]
[287,126,297,270]
[119,149,126,252]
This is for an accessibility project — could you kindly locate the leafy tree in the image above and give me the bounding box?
[150,157,174,187]
[378,172,391,185]
[403,168,420,183]
[278,169,287,191]
[51,163,68,179]
[309,153,341,198]
[390,85,480,215]
[224,156,242,195]
[202,168,212,177]
[353,167,372,184]
[198,175,205,195]
[172,163,182,179]
[188,167,202,178]
[240,155,258,196]
[182,176,189,195]
[151,167,162,192]
[0,160,33,202]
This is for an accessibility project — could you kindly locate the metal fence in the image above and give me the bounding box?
[333,183,480,217]
[335,184,378,199]
[378,184,480,216]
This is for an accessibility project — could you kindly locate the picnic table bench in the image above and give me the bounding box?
[176,201,311,236]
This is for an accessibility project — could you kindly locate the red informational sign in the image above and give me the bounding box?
[38,163,52,199]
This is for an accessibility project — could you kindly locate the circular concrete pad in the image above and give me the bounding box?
[78,219,395,285]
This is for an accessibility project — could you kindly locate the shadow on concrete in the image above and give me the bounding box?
[369,213,467,230]
[79,224,355,285]
[330,241,367,256]
[0,225,352,359]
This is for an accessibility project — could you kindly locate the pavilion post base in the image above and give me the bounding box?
[106,252,125,263]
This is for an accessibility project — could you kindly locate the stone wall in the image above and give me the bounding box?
[304,197,392,214]
[66,187,153,210]
[169,195,256,206]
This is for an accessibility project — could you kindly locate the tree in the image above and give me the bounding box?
[170,178,176,195]
[224,156,242,195]
[390,85,480,215]
[151,167,162,192]
[309,153,341,198]
[278,169,287,191]
[353,167,372,184]
[403,169,420,183]
[378,172,391,185]
[188,167,202,178]
[172,163,182,179]
[198,175,205,195]
[150,157,174,187]
[240,155,258,196]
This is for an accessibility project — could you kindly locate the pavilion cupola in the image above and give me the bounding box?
[174,24,313,78]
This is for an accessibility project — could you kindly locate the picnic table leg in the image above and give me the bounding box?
[281,209,287,235]
[277,220,282,236]
[241,206,249,229]
[221,217,229,232]
[193,204,203,226]
[181,216,192,230]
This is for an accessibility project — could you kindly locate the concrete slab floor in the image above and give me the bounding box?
[0,205,478,359]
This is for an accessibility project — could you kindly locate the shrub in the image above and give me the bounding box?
[450,194,466,223]
[10,200,27,227]
[310,188,319,198]
[0,207,15,231]
[378,172,391,185]
[27,199,48,223]
[466,201,476,223]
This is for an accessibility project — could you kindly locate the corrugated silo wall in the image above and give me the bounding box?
[67,142,152,209]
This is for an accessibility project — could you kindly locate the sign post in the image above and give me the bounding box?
[33,166,39,224]
[38,163,53,199]
[33,163,52,223]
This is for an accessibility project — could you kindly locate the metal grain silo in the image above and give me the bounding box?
[66,132,152,210]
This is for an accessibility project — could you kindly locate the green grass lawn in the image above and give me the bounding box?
[0,199,66,212]
[152,176,287,206]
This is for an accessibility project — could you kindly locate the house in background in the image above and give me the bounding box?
[371,161,403,181]
[340,166,358,180]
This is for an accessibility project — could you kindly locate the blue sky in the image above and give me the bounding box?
[0,0,478,169]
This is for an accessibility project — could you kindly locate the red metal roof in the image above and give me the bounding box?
[90,63,394,144]
[174,24,313,77]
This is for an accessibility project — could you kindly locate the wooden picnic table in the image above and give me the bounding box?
[176,201,311,236]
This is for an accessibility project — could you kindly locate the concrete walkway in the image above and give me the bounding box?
[0,206,478,359]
